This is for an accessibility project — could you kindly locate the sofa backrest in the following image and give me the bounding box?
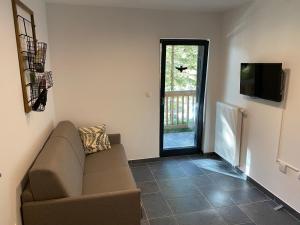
[51,121,85,169]
[29,122,84,201]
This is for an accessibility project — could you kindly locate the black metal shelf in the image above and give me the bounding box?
[13,0,52,112]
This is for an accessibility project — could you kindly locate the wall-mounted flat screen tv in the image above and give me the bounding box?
[240,63,283,102]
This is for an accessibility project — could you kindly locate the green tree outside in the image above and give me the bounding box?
[165,45,198,91]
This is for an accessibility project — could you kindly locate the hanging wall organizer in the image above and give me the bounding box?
[12,0,53,113]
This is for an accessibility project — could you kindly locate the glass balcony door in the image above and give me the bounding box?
[160,39,209,156]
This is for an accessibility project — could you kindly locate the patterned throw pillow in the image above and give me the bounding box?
[78,124,111,155]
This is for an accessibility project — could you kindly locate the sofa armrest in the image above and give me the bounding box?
[22,189,141,225]
[108,133,121,145]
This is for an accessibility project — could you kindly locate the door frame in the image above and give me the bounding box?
[159,39,209,157]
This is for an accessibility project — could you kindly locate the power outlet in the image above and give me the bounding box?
[279,162,287,174]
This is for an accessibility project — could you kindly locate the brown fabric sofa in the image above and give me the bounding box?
[21,121,141,225]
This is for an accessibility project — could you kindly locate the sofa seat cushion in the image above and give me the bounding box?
[84,144,128,174]
[82,167,136,195]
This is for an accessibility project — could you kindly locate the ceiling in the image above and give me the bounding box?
[46,0,252,12]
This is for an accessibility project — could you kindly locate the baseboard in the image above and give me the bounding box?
[128,152,219,164]
[128,157,160,164]
[201,152,222,159]
[235,167,300,220]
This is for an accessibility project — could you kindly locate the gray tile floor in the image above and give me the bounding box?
[129,155,300,225]
[163,132,195,149]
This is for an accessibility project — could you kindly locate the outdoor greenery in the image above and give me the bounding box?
[164,126,194,133]
[165,45,198,91]
[164,45,199,132]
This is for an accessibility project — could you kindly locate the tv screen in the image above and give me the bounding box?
[240,63,283,102]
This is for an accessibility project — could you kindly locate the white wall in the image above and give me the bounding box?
[1,1,300,224]
[0,1,55,225]
[47,4,222,159]
[221,0,300,212]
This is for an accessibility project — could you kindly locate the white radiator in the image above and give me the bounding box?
[215,102,243,167]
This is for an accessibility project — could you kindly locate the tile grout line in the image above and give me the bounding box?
[146,161,180,225]
[131,165,151,225]
[235,222,257,225]
[199,166,272,206]
[237,199,299,223]
[170,157,252,225]
[134,156,298,225]
[236,203,258,225]
[191,157,299,220]
[184,157,278,225]
[188,157,259,225]
[141,191,161,196]
[190,174,231,225]
[141,201,150,225]
[182,157,232,225]
[203,175,259,225]
[284,209,300,222]
[237,199,276,208]
[227,190,270,206]
[139,184,150,225]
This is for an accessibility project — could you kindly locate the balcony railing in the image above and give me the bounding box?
[164,90,196,130]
